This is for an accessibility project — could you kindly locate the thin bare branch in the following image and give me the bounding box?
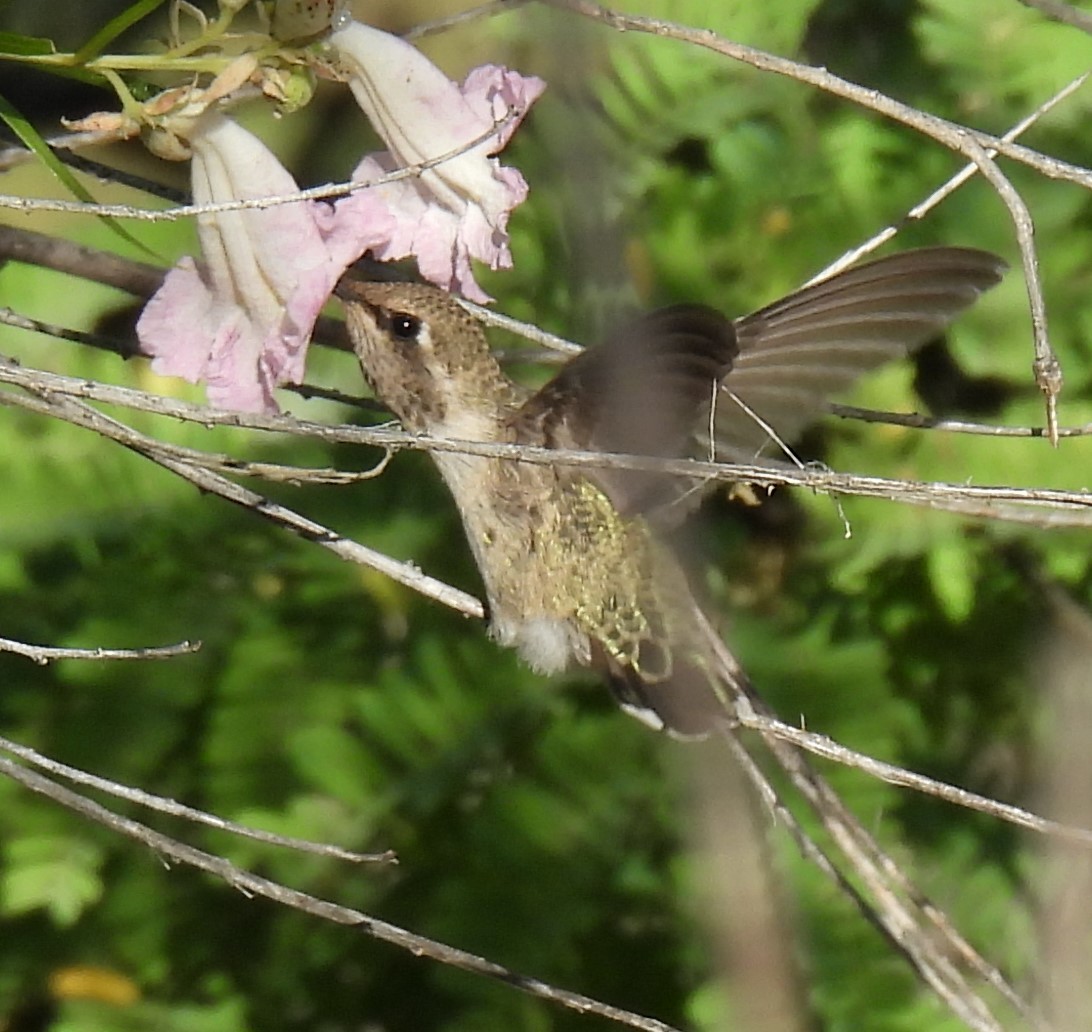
[458,298,585,355]
[0,636,199,663]
[0,106,524,222]
[735,711,1092,849]
[703,627,1038,1029]
[1013,0,1092,33]
[0,224,165,299]
[2,357,1090,529]
[0,305,143,359]
[538,0,1092,193]
[0,755,681,1032]
[830,403,1092,439]
[815,71,1090,277]
[0,386,486,620]
[539,0,1072,436]
[0,736,394,864]
[403,0,531,39]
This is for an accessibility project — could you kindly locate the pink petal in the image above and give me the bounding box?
[328,21,544,300]
[138,114,397,413]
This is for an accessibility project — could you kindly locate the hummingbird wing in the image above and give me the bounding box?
[716,246,1007,462]
[514,247,1005,523]
[510,304,738,516]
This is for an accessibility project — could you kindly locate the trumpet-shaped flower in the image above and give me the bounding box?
[137,112,393,412]
[329,20,545,302]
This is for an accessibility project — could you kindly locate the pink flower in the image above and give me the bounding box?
[329,20,545,302]
[137,111,393,412]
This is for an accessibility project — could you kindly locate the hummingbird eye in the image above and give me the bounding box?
[387,311,422,343]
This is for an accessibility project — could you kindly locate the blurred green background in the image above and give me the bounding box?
[1,0,1092,1029]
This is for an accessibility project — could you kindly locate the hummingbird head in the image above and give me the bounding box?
[336,279,519,433]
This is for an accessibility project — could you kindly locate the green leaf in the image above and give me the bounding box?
[72,0,168,65]
[926,538,977,623]
[287,724,383,809]
[0,91,156,259]
[0,32,56,56]
[1,834,104,925]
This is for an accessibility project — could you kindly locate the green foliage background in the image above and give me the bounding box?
[1,0,1092,1029]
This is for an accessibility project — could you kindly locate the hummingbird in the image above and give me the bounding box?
[336,248,1005,736]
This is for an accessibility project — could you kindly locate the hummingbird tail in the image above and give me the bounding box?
[597,639,751,739]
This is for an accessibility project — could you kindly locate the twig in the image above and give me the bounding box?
[955,132,1061,444]
[403,0,531,40]
[0,736,394,864]
[720,732,1023,1029]
[704,626,1035,1029]
[0,305,142,359]
[2,358,1090,529]
[539,0,1079,435]
[458,298,584,355]
[0,107,525,222]
[0,636,199,663]
[1013,0,1092,33]
[0,224,165,303]
[736,711,1092,850]
[538,0,1092,193]
[813,71,1090,277]
[829,403,1092,439]
[0,386,485,620]
[0,754,681,1032]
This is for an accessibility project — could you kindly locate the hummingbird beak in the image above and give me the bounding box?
[334,275,369,304]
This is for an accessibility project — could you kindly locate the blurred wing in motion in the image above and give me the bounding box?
[511,303,738,516]
[715,246,1007,462]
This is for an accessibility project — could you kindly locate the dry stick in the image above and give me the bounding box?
[3,370,1091,854]
[737,712,1092,849]
[0,755,680,1032]
[720,731,1028,1031]
[705,623,1037,1026]
[535,0,1092,187]
[721,699,1029,1026]
[0,305,143,358]
[0,407,1031,1030]
[2,357,1092,529]
[459,298,585,355]
[0,107,525,222]
[0,224,165,299]
[539,0,1075,439]
[0,736,393,864]
[723,730,1006,1031]
[1014,0,1092,33]
[956,132,1061,445]
[3,216,1091,438]
[0,387,484,620]
[703,629,1028,1031]
[829,403,1092,440]
[0,636,198,663]
[815,70,1090,278]
[403,0,531,40]
[732,709,1077,1021]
